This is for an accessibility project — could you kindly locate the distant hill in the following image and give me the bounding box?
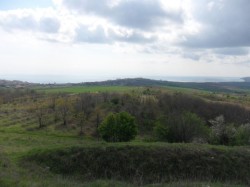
[0,79,37,88]
[2,77,250,93]
[77,78,250,93]
[80,78,168,86]
[242,77,250,82]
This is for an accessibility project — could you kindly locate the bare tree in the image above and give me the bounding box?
[30,100,49,128]
[56,97,72,126]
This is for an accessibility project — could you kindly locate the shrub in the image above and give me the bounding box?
[154,121,169,141]
[235,123,250,145]
[98,112,137,142]
[209,115,237,145]
[27,145,250,185]
[155,112,209,143]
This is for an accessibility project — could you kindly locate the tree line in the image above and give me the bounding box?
[1,88,249,145]
[18,89,249,145]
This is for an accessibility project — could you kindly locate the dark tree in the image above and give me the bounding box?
[155,111,209,143]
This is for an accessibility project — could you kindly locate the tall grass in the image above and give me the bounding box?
[24,144,250,186]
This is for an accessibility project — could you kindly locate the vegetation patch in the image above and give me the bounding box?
[36,86,140,94]
[24,144,250,185]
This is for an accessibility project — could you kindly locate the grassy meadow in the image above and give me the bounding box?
[36,86,143,94]
[1,84,250,186]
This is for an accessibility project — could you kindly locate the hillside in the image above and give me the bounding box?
[78,78,250,93]
[1,80,250,186]
[2,77,250,93]
[0,79,37,88]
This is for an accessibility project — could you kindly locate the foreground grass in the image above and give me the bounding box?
[25,144,250,185]
[1,128,249,186]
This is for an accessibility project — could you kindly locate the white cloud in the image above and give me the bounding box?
[0,8,61,33]
[0,0,250,82]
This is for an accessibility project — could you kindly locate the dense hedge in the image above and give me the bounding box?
[25,144,250,185]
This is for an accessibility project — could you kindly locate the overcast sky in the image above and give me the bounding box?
[0,0,250,83]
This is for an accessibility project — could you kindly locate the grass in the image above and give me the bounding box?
[1,124,249,187]
[25,143,250,185]
[36,85,209,95]
[36,86,143,94]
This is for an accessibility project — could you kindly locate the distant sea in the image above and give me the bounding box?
[0,75,244,84]
[148,76,244,83]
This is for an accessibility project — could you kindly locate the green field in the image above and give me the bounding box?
[36,86,143,94]
[36,85,209,93]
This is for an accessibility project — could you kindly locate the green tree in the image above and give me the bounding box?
[98,112,137,142]
[155,112,209,143]
[235,123,250,145]
[154,121,169,141]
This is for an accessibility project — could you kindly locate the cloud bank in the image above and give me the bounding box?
[0,0,249,75]
[182,0,250,48]
[61,0,183,30]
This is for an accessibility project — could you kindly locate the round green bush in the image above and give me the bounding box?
[98,112,137,142]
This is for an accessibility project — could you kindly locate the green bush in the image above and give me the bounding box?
[155,112,209,143]
[235,123,250,145]
[154,122,169,141]
[98,112,137,142]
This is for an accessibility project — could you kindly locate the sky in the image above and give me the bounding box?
[0,0,250,83]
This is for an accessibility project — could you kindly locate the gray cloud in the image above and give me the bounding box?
[0,14,60,33]
[62,0,183,30]
[108,0,182,30]
[182,0,250,48]
[62,0,108,14]
[39,17,61,33]
[117,33,157,43]
[75,25,157,44]
[0,15,37,31]
[213,48,249,56]
[109,29,157,44]
[75,25,111,44]
[182,52,201,61]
